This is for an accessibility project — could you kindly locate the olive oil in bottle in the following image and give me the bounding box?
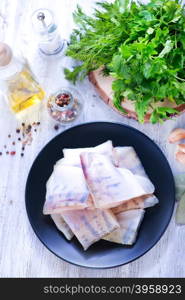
[0,42,45,115]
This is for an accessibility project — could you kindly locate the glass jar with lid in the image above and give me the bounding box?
[0,42,45,115]
[32,8,65,56]
[47,88,82,123]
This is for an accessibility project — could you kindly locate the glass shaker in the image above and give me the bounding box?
[0,42,45,115]
[32,8,66,56]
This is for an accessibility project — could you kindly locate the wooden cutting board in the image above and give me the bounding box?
[89,68,185,122]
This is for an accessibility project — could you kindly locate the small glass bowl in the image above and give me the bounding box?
[47,88,82,123]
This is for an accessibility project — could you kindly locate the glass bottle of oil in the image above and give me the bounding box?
[0,42,45,114]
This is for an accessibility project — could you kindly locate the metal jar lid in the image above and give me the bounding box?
[31,8,55,35]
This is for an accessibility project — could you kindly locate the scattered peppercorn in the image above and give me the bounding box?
[10,151,16,156]
[54,124,59,131]
[26,125,32,134]
[2,121,41,160]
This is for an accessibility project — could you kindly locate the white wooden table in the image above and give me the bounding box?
[0,0,185,278]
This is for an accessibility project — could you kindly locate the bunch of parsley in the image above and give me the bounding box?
[65,0,185,123]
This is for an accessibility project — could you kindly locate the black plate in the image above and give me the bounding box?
[25,122,175,269]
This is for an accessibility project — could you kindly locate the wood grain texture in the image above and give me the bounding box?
[0,0,185,278]
[89,69,185,122]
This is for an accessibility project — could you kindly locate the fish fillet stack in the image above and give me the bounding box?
[43,141,158,250]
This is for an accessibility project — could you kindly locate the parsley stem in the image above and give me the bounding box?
[175,76,185,82]
[175,32,177,48]
[126,55,134,62]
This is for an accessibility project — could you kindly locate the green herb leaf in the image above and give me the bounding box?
[65,0,185,123]
[158,40,173,58]
[150,107,179,124]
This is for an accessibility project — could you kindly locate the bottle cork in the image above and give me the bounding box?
[0,42,12,67]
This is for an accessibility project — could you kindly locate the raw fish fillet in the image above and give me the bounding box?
[114,147,149,176]
[103,209,145,245]
[112,195,158,214]
[115,147,159,207]
[61,208,119,250]
[80,152,147,209]
[134,175,155,194]
[51,214,74,240]
[63,140,114,167]
[119,168,155,195]
[43,165,89,214]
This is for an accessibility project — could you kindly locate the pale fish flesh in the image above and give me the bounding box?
[103,209,145,245]
[80,152,147,209]
[61,208,119,250]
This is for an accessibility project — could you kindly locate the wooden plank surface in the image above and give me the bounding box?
[0,0,185,278]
